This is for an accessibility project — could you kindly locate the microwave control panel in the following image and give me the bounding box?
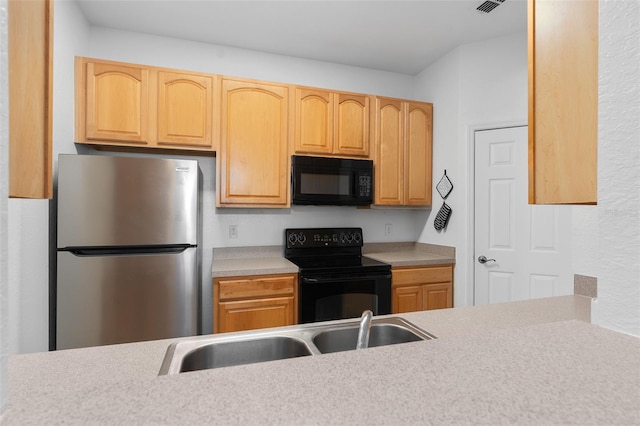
[358,175,372,197]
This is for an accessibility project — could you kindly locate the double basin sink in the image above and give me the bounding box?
[159,316,436,375]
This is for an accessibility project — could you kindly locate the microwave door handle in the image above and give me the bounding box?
[302,274,391,284]
[352,171,358,197]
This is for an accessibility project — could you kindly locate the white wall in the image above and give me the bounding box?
[87,27,415,99]
[590,0,640,336]
[412,32,530,307]
[0,0,10,412]
[7,202,49,354]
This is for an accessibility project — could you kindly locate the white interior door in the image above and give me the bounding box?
[474,126,572,305]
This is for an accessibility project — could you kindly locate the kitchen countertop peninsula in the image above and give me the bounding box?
[212,242,455,277]
[5,295,640,425]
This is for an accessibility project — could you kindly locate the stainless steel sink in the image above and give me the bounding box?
[159,316,436,375]
[312,322,427,354]
[159,332,317,375]
[179,336,313,373]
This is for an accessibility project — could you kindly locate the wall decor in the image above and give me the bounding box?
[434,170,453,231]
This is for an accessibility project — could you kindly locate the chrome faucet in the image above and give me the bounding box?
[356,310,373,350]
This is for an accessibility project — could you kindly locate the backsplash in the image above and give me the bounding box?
[574,274,597,298]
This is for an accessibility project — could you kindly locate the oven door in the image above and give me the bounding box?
[299,271,392,324]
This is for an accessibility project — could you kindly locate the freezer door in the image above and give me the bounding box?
[57,155,198,248]
[56,248,198,350]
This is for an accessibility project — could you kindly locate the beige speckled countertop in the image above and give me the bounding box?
[364,250,453,267]
[212,242,455,277]
[212,256,298,277]
[363,242,455,267]
[5,295,640,425]
[211,246,298,278]
[212,245,297,277]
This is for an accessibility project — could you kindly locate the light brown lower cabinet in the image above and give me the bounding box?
[392,265,453,313]
[213,273,297,333]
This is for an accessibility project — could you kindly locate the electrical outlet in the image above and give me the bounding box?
[229,225,238,239]
[385,223,392,236]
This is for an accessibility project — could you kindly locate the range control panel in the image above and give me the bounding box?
[285,228,363,248]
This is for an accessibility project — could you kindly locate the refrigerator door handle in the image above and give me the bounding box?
[66,245,193,256]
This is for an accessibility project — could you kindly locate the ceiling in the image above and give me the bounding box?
[75,0,527,75]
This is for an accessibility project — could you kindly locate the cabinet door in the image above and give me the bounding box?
[374,98,404,205]
[392,266,453,313]
[219,79,290,206]
[294,88,333,154]
[422,283,452,311]
[392,285,422,313]
[334,93,370,157]
[405,102,433,206]
[528,0,598,204]
[218,297,295,333]
[85,62,149,144]
[157,71,213,148]
[8,0,53,199]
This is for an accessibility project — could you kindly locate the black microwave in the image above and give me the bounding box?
[291,155,374,206]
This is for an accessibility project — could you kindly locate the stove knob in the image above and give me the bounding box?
[353,232,361,243]
[298,233,307,245]
[287,233,298,246]
[344,233,353,243]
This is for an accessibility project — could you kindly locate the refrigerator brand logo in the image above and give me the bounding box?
[175,167,191,172]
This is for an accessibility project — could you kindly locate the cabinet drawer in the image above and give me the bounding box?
[218,274,296,301]
[218,296,295,333]
[393,266,453,286]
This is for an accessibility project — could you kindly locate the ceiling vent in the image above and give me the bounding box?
[476,0,506,14]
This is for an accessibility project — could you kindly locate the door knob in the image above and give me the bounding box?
[478,255,496,264]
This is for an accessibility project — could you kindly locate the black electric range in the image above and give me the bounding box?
[284,228,392,323]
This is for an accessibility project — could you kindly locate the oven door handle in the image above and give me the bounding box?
[302,274,391,284]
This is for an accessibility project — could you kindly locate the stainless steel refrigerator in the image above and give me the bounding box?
[55,154,200,350]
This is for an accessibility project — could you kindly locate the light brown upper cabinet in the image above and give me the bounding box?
[334,92,371,157]
[528,0,598,204]
[9,0,53,199]
[75,57,215,152]
[73,57,436,209]
[294,88,332,155]
[294,88,371,158]
[217,78,290,207]
[374,98,433,206]
[81,60,149,144]
[156,71,213,148]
